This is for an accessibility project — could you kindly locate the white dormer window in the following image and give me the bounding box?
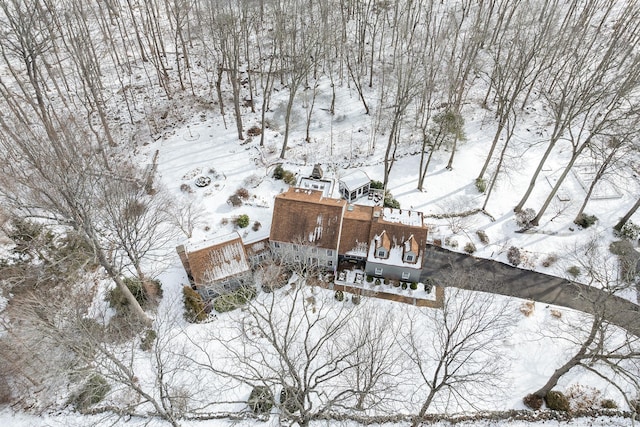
[377,248,386,258]
[405,254,414,262]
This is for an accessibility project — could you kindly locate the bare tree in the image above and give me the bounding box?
[400,284,513,425]
[190,269,399,424]
[528,236,640,406]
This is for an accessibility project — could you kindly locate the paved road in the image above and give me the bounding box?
[420,245,640,337]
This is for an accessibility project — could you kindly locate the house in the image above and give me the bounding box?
[269,188,347,269]
[176,187,430,295]
[339,170,371,202]
[364,207,428,282]
[176,232,253,299]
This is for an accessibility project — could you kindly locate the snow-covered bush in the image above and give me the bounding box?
[507,246,521,266]
[334,290,344,301]
[476,229,489,244]
[70,374,110,410]
[615,220,640,241]
[523,393,543,410]
[541,254,558,267]
[515,208,536,228]
[567,266,581,278]
[464,242,476,254]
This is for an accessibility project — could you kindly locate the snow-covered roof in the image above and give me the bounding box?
[381,207,424,227]
[367,243,422,269]
[339,170,371,192]
[185,232,250,286]
[298,177,334,197]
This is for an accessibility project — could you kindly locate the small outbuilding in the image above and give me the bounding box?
[339,170,371,202]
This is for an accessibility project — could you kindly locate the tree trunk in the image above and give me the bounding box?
[532,143,588,226]
[614,197,640,232]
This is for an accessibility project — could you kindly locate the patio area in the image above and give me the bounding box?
[331,268,443,308]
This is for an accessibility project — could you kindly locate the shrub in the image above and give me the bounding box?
[235,187,250,200]
[401,282,408,290]
[235,214,250,229]
[600,399,617,409]
[71,374,110,410]
[541,254,558,267]
[545,390,570,412]
[464,242,476,254]
[227,194,243,207]
[370,180,384,190]
[140,329,157,351]
[507,246,521,266]
[107,277,149,312]
[520,301,535,317]
[516,208,536,228]
[352,295,361,305]
[445,237,458,248]
[179,183,193,193]
[423,279,434,293]
[567,265,581,278]
[566,384,602,411]
[252,221,262,231]
[334,290,344,301]
[476,230,489,244]
[475,178,487,193]
[283,170,297,185]
[410,282,418,290]
[615,220,640,241]
[183,286,207,322]
[248,385,274,415]
[374,278,381,286]
[366,275,373,283]
[273,164,285,180]
[523,393,543,411]
[247,126,262,136]
[213,286,257,313]
[280,386,303,415]
[383,195,400,209]
[574,214,598,229]
[609,239,635,256]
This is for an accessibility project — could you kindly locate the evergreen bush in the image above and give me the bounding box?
[615,220,640,240]
[567,266,581,278]
[464,242,476,254]
[70,374,110,410]
[213,286,257,313]
[280,385,303,415]
[248,385,274,415]
[370,180,384,190]
[235,214,250,228]
[183,286,208,322]
[545,390,570,412]
[410,282,418,290]
[475,178,487,193]
[334,290,344,301]
[574,214,598,229]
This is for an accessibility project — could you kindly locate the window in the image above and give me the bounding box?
[273,242,280,248]
[293,244,299,251]
[405,254,414,262]
[402,272,411,280]
[327,260,333,267]
[375,267,383,275]
[326,249,333,256]
[294,255,300,261]
[377,248,386,258]
[311,247,318,254]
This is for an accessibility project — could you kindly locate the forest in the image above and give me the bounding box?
[0,0,639,425]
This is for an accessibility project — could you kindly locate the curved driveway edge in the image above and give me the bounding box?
[420,245,640,337]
